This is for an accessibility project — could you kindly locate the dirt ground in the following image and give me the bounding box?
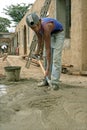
[0,55,87,130]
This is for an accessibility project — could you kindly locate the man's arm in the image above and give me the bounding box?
[44,32,51,76]
[35,32,43,55]
[43,22,54,76]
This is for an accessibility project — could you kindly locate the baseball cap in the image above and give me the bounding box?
[26,13,40,27]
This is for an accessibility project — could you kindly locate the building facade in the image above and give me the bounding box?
[15,0,87,74]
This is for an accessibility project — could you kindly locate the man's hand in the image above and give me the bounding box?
[45,69,49,77]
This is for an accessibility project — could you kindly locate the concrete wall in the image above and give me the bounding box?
[62,0,87,73]
[70,0,82,72]
[81,0,87,72]
[71,0,87,73]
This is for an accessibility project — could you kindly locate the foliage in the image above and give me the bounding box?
[3,3,33,24]
[0,17,11,32]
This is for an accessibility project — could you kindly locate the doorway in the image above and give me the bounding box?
[56,0,71,38]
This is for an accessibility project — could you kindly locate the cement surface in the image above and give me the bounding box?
[0,55,87,130]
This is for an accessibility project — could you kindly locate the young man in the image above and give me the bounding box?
[26,12,65,90]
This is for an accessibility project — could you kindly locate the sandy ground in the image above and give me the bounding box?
[0,55,87,130]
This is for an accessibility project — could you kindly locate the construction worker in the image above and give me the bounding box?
[26,12,65,90]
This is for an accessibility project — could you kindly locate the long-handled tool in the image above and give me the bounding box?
[37,56,52,88]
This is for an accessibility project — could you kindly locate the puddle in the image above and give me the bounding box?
[0,84,7,96]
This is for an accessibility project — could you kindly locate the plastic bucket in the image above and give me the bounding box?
[4,66,21,81]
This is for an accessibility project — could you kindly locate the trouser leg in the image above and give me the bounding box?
[51,31,65,85]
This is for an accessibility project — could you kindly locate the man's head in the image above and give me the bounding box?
[26,13,41,32]
[26,13,40,27]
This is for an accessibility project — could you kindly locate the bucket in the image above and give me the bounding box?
[4,66,21,81]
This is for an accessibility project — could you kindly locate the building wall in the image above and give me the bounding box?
[62,0,87,73]
[81,0,87,72]
[70,0,82,72]
[15,0,87,73]
[70,0,87,73]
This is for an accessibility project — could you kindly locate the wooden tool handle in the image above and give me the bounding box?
[38,60,45,75]
[38,59,52,88]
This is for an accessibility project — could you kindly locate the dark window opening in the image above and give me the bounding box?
[56,0,71,38]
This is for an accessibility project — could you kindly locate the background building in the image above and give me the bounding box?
[15,0,87,75]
